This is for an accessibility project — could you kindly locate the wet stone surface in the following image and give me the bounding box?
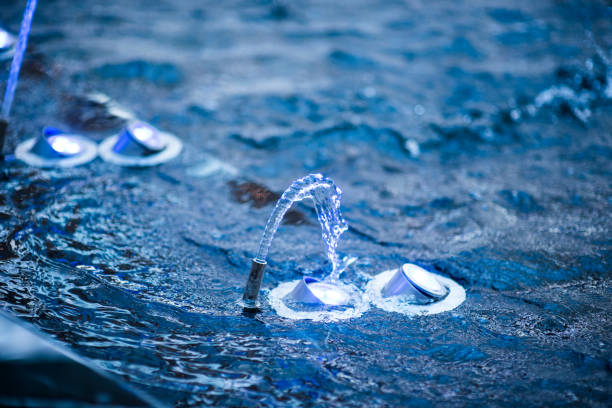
[0,0,611,406]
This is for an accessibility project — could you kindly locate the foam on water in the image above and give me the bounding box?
[186,156,238,178]
[366,269,466,316]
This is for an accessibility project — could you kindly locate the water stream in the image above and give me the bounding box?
[255,173,348,281]
[1,0,37,119]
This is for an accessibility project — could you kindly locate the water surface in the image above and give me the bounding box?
[0,0,611,406]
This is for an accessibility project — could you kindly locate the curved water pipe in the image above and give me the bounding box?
[243,174,348,308]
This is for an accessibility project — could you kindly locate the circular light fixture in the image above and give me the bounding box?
[366,268,465,316]
[0,27,16,60]
[381,263,448,302]
[15,127,97,168]
[99,120,182,166]
[284,277,351,307]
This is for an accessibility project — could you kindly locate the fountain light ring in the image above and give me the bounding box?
[269,279,370,322]
[284,277,351,306]
[0,27,16,60]
[99,121,182,167]
[15,127,97,168]
[366,268,466,316]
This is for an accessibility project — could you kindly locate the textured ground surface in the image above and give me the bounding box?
[0,0,611,406]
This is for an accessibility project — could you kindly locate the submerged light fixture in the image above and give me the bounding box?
[99,120,182,166]
[381,263,448,303]
[0,27,16,60]
[283,277,351,306]
[15,126,97,167]
[0,0,38,161]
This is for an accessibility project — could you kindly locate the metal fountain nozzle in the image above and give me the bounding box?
[243,258,267,308]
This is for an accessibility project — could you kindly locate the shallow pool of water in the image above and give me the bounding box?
[0,0,611,406]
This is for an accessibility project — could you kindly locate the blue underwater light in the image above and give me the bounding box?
[99,120,182,166]
[0,27,16,59]
[15,127,98,167]
[31,127,84,158]
[112,121,167,156]
[382,263,448,302]
[284,277,351,306]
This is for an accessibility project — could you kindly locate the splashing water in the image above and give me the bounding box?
[2,0,38,119]
[255,174,348,281]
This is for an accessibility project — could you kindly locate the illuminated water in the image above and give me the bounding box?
[0,0,611,406]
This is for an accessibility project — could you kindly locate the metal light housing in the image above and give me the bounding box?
[99,120,182,166]
[31,127,84,158]
[284,277,351,307]
[15,127,97,167]
[381,263,448,303]
[112,121,167,156]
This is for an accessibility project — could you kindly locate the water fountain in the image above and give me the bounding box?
[243,174,369,320]
[99,120,182,166]
[1,0,98,167]
[0,0,38,160]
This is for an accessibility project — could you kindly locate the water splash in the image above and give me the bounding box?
[2,0,38,119]
[527,40,611,125]
[255,174,348,280]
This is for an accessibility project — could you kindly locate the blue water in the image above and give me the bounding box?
[1,0,36,118]
[0,0,611,406]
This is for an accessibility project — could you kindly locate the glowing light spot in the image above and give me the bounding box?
[366,269,466,316]
[129,122,165,150]
[48,136,82,155]
[308,282,350,306]
[0,30,12,49]
[131,123,154,142]
[402,263,446,297]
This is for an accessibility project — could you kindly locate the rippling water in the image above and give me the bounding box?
[0,0,611,406]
